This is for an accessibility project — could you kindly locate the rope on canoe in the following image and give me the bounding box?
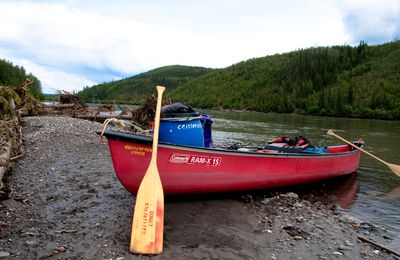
[100,118,151,140]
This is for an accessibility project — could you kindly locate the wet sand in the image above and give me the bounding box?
[0,116,396,259]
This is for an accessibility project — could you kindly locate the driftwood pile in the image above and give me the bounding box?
[58,90,81,104]
[130,96,173,129]
[0,118,21,198]
[0,79,37,198]
[43,91,88,117]
[131,96,157,129]
[0,90,171,195]
[44,92,133,122]
[53,95,170,127]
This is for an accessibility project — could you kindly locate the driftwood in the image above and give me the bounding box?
[56,90,82,105]
[130,96,172,129]
[0,140,12,189]
[0,118,19,194]
[46,103,77,109]
[0,116,22,195]
[131,96,156,129]
[74,114,133,123]
[358,235,400,257]
[0,80,38,196]
[14,78,33,100]
[15,79,44,117]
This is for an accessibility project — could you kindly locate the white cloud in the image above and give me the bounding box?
[0,0,397,94]
[0,1,202,92]
[336,0,400,43]
[15,58,97,93]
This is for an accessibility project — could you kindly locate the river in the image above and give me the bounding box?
[201,109,400,251]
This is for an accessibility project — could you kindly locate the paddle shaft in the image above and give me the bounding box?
[327,129,388,166]
[150,86,164,161]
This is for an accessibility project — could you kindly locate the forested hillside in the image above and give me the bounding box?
[79,41,400,119]
[0,59,43,100]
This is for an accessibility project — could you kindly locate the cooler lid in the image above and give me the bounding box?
[161,102,198,118]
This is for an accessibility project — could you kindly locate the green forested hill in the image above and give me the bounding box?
[78,65,215,104]
[79,41,400,119]
[0,59,43,100]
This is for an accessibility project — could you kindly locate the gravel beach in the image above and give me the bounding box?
[0,116,396,259]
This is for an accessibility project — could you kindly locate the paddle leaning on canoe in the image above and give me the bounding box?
[130,86,165,254]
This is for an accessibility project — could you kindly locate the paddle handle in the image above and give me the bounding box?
[327,129,389,166]
[151,86,165,161]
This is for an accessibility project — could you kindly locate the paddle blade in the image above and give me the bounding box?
[388,163,400,177]
[130,164,164,254]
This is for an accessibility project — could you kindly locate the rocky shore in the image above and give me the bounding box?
[0,116,397,259]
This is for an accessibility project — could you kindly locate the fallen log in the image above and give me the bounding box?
[45,103,77,109]
[73,113,132,123]
[0,116,22,192]
[0,140,12,189]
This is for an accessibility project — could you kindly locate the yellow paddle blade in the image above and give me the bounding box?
[388,163,400,177]
[130,163,164,254]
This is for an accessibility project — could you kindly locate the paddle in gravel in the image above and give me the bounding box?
[130,85,165,254]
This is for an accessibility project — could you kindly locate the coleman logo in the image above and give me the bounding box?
[169,154,221,167]
[169,154,190,164]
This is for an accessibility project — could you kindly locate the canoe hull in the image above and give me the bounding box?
[103,130,361,195]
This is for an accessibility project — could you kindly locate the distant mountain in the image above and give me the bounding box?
[78,65,214,104]
[79,41,400,119]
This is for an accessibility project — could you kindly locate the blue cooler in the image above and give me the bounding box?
[159,113,205,147]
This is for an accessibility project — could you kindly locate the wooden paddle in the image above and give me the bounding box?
[327,129,400,177]
[130,85,165,254]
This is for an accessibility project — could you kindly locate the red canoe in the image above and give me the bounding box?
[101,130,362,195]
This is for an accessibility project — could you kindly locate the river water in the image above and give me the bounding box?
[200,109,400,250]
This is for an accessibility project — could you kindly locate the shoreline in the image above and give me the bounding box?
[0,116,396,259]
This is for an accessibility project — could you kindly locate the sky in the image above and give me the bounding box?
[0,0,399,94]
